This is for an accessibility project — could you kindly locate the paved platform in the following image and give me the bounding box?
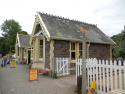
[0,64,77,94]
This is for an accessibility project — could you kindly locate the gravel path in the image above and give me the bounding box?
[0,64,77,94]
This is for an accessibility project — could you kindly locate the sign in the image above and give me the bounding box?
[10,60,17,68]
[29,69,38,81]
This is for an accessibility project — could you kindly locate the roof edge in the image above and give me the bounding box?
[17,33,21,47]
[50,37,114,45]
[37,12,50,40]
[38,12,96,27]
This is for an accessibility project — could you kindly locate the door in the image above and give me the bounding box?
[28,50,31,64]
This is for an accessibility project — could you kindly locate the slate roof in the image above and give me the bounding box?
[18,34,30,48]
[39,12,115,44]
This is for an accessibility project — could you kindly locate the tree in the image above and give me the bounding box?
[0,37,9,55]
[1,19,22,53]
[111,29,125,59]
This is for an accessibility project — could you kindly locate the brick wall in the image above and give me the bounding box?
[89,43,110,60]
[54,40,70,57]
[45,39,50,69]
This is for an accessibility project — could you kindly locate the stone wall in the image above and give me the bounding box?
[45,39,50,68]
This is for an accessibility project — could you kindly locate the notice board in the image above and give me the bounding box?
[29,69,38,81]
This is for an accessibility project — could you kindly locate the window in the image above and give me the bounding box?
[71,42,75,50]
[71,42,76,60]
[24,49,27,58]
[79,43,82,58]
[39,40,43,58]
[17,47,19,56]
[70,42,83,60]
[33,40,35,58]
[31,47,33,58]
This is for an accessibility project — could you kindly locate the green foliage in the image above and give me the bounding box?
[1,20,21,35]
[0,19,28,54]
[0,37,9,54]
[111,32,125,59]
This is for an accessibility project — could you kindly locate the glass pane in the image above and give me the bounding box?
[71,42,75,50]
[71,52,75,60]
[39,48,43,58]
[40,40,43,45]
[39,40,43,58]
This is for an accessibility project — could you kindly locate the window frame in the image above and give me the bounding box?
[39,39,43,60]
[70,42,76,60]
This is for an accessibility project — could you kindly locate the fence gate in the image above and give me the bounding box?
[76,58,125,94]
[56,58,69,76]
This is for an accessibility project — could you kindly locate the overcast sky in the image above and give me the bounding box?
[0,0,125,37]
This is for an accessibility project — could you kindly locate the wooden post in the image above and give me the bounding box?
[80,26,89,94]
[82,32,87,94]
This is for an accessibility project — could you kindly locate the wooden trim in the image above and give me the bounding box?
[86,43,90,59]
[70,42,78,62]
[51,37,114,45]
[26,49,28,64]
[32,39,35,62]
[37,12,50,40]
[20,48,23,60]
[43,37,45,67]
[30,13,50,45]
[76,42,79,59]
[69,42,71,60]
[17,33,21,47]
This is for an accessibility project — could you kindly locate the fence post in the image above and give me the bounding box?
[95,59,98,91]
[114,60,118,90]
[99,60,102,92]
[106,60,109,93]
[86,59,90,89]
[79,58,125,94]
[110,60,113,91]
[62,58,65,76]
[102,60,106,93]
[56,58,58,76]
[119,60,122,90]
[76,59,78,78]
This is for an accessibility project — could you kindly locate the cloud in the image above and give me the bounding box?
[0,0,125,37]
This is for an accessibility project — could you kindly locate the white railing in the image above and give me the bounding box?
[56,58,69,76]
[76,58,125,94]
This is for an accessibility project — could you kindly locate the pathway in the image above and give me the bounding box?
[0,64,77,94]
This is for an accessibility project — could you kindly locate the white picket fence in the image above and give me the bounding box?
[76,58,125,94]
[56,58,69,76]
